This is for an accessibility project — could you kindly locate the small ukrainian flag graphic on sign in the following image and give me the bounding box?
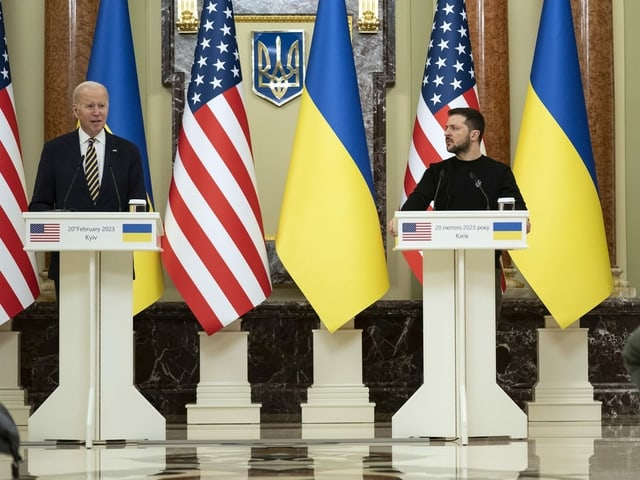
[493,222,522,241]
[122,223,153,242]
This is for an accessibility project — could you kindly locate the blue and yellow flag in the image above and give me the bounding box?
[87,0,164,314]
[275,0,389,332]
[510,0,612,328]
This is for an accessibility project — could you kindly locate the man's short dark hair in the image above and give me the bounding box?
[448,107,485,142]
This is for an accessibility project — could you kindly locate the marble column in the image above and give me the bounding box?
[467,0,615,271]
[571,0,616,264]
[466,1,513,270]
[466,0,510,169]
[44,0,97,137]
[41,0,98,287]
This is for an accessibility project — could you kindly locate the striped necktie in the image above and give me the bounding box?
[85,138,99,201]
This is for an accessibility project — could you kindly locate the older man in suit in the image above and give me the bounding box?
[29,80,147,295]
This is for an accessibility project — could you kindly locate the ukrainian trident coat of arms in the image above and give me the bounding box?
[251,31,305,107]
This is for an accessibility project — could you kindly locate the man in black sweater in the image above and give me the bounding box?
[389,107,529,317]
[399,107,527,213]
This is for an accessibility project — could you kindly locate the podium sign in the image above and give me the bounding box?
[23,211,165,444]
[24,211,162,251]
[394,210,528,250]
[392,210,529,443]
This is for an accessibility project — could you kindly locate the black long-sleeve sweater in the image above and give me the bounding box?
[401,155,527,268]
[401,155,527,212]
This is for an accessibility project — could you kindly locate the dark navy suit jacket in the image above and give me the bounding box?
[29,129,147,282]
[29,129,146,213]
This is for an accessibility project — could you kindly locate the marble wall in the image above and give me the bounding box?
[13,297,640,423]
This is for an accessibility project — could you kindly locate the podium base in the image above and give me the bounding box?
[28,384,165,442]
[393,382,527,439]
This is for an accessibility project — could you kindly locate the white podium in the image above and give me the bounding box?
[23,212,166,444]
[392,210,529,443]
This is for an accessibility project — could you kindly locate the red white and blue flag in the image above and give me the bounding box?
[0,1,40,324]
[162,0,272,335]
[29,223,61,243]
[401,0,480,280]
[402,222,432,242]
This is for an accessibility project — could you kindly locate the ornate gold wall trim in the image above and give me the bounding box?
[235,14,352,32]
[235,15,316,23]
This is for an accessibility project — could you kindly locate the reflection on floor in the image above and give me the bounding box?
[3,419,640,479]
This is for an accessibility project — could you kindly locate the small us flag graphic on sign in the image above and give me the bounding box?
[402,222,432,241]
[30,223,61,242]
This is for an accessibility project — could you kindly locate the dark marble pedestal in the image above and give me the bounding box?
[11,297,640,423]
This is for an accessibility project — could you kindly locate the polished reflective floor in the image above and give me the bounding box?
[3,419,640,479]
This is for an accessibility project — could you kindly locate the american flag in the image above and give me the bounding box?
[0,1,40,325]
[402,222,432,241]
[161,0,272,335]
[401,0,480,279]
[29,223,61,242]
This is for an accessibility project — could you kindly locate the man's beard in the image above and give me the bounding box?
[446,135,471,155]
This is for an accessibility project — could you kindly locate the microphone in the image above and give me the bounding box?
[108,162,122,211]
[62,159,83,211]
[469,171,490,210]
[429,169,446,210]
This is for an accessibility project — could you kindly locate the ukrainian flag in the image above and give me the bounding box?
[122,223,153,243]
[275,0,389,332]
[510,0,612,328]
[493,222,522,242]
[87,0,164,314]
